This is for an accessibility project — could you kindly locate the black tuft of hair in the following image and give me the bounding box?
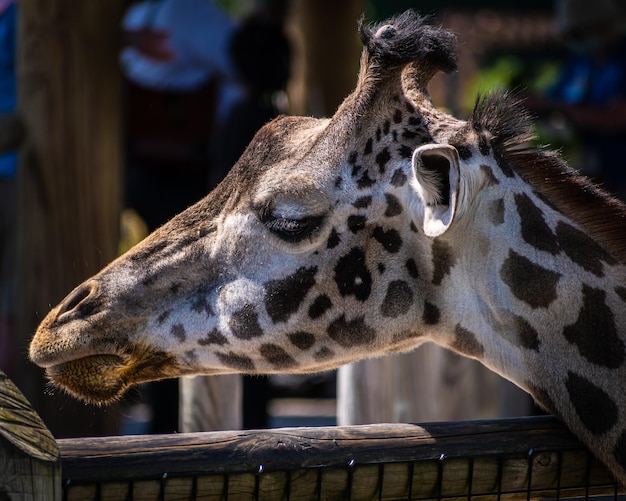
[470,91,535,151]
[470,90,626,264]
[358,10,457,75]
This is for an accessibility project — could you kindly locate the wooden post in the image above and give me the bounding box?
[0,371,60,499]
[15,0,123,437]
[179,375,242,432]
[338,345,534,425]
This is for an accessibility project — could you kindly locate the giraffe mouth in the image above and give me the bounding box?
[45,347,180,405]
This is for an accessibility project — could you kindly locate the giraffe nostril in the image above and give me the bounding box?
[56,280,101,323]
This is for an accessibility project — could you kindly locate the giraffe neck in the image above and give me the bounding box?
[429,153,626,481]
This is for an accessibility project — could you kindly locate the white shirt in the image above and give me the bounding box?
[121,0,237,91]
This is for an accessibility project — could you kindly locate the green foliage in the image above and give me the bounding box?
[214,0,254,18]
[464,56,523,113]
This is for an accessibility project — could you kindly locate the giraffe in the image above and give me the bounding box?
[29,11,626,486]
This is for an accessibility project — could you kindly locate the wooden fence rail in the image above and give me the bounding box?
[1,368,623,500]
[58,416,622,501]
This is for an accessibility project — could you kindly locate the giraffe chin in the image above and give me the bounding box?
[41,344,182,405]
[46,355,130,405]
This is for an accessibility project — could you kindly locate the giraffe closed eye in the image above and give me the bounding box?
[257,203,326,243]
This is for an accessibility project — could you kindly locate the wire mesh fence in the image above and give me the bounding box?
[59,416,624,501]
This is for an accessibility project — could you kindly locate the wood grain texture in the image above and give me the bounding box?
[0,370,60,499]
[0,371,58,462]
[59,416,622,500]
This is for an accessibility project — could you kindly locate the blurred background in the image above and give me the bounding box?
[1,0,625,438]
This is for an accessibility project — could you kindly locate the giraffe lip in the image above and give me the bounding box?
[29,335,129,369]
[46,354,126,372]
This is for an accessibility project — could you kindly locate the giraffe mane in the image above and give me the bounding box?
[470,91,626,265]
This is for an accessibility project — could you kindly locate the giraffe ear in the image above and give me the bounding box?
[411,144,460,237]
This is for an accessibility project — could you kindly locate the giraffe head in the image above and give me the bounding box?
[29,11,626,486]
[30,12,461,402]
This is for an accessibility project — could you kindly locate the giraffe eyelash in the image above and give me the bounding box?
[258,204,325,243]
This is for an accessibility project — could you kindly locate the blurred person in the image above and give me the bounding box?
[0,0,17,378]
[528,0,626,197]
[121,0,235,94]
[121,0,239,230]
[210,7,291,188]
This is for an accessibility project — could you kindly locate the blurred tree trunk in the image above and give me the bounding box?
[15,0,123,437]
[288,0,363,117]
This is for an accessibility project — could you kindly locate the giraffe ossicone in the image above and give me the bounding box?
[29,10,626,486]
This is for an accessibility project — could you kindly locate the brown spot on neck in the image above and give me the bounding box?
[470,92,626,265]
